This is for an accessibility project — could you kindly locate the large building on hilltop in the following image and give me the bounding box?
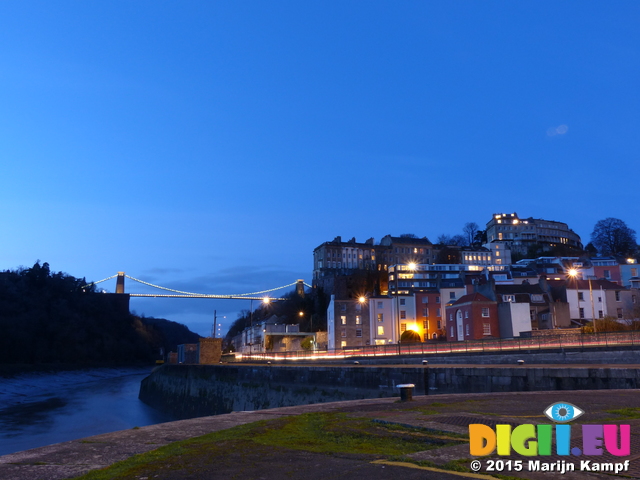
[486,213,582,256]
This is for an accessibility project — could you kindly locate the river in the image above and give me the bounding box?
[0,366,175,456]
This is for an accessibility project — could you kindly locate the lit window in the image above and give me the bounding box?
[341,316,347,325]
[503,294,515,302]
[377,313,384,322]
[400,323,407,332]
[377,326,384,335]
[355,316,361,325]
[341,341,347,348]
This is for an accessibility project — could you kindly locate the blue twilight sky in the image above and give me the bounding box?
[1,2,638,336]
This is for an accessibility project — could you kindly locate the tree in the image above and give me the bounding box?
[590,218,637,256]
[463,222,479,246]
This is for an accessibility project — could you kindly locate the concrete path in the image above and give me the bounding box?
[1,390,639,480]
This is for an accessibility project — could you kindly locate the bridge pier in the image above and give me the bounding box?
[116,272,125,294]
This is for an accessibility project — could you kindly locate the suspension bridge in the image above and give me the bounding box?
[85,272,311,301]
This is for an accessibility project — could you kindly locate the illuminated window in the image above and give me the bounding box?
[341,341,346,348]
[423,320,428,329]
[341,316,346,325]
[377,326,384,335]
[377,313,384,322]
[400,323,407,332]
[355,316,361,325]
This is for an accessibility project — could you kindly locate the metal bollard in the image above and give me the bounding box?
[397,383,415,402]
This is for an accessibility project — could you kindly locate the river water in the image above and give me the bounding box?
[0,367,175,456]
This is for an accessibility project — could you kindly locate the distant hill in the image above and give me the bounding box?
[0,261,200,365]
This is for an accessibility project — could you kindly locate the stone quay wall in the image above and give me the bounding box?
[139,362,640,419]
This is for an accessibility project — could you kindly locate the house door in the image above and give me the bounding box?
[456,310,464,341]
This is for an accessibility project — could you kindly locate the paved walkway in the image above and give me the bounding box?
[1,389,639,480]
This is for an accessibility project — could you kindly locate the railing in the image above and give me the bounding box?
[236,330,640,362]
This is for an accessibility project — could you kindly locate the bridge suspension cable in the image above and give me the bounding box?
[124,275,302,298]
[82,274,119,289]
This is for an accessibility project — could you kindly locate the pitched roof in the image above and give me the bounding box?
[450,292,494,305]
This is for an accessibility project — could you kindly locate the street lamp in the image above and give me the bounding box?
[567,268,597,332]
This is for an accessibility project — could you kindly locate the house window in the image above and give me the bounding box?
[355,316,361,325]
[356,303,361,311]
[616,291,621,301]
[449,313,453,321]
[341,316,347,325]
[356,329,362,338]
[465,324,469,336]
[578,292,584,301]
[604,270,611,279]
[482,308,489,317]
[483,323,491,335]
[450,292,456,299]
[341,341,347,348]
[465,311,469,318]
[422,297,428,304]
[377,301,384,308]
[377,313,384,323]
[341,304,347,312]
[341,329,346,337]
[422,307,428,317]
[617,308,623,319]
[423,320,428,330]
[599,310,604,318]
[579,308,585,319]
[633,295,637,304]
[450,326,454,337]
[437,321,442,329]
[400,311,406,319]
[436,296,441,303]
[632,268,638,277]
[531,294,544,303]
[530,310,536,321]
[400,298,406,306]
[400,323,407,332]
[437,308,441,317]
[377,326,384,335]
[503,295,515,302]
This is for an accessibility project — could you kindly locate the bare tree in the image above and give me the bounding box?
[590,218,637,256]
[463,222,479,246]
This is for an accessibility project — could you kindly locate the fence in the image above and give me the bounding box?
[237,330,640,362]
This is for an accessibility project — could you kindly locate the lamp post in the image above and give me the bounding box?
[568,268,597,332]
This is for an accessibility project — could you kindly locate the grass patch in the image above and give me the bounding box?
[71,413,466,480]
[606,407,640,419]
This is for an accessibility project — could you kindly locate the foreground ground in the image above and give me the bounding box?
[2,389,640,480]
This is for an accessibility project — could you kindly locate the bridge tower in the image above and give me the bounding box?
[296,279,305,298]
[116,272,126,293]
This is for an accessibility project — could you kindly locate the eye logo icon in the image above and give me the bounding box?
[544,402,584,423]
